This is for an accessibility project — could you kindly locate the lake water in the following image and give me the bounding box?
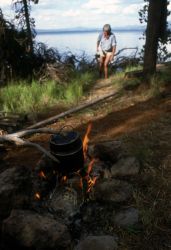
[36,31,144,59]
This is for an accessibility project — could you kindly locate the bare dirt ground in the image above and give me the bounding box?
[1,75,171,249]
[4,76,171,167]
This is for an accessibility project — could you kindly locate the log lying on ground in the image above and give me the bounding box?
[27,90,120,130]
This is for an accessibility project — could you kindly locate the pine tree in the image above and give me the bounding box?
[142,0,169,75]
[13,0,39,54]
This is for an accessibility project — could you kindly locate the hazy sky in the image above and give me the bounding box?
[1,0,171,29]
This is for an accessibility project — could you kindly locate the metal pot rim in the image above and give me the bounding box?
[50,131,81,147]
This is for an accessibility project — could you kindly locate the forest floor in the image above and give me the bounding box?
[1,72,171,249]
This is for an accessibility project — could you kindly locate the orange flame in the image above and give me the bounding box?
[61,176,68,184]
[83,123,92,160]
[87,159,95,175]
[79,178,83,189]
[82,124,98,194]
[87,176,97,193]
[34,192,41,200]
[63,176,67,182]
[38,171,46,179]
[83,158,97,193]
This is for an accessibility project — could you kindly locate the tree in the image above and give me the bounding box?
[0,9,6,82]
[0,6,39,82]
[0,9,23,82]
[142,0,169,75]
[13,0,39,54]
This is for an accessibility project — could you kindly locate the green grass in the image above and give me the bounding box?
[0,72,96,115]
[2,63,169,116]
[64,71,96,103]
[111,65,143,88]
[148,65,171,97]
[111,64,171,96]
[139,63,171,98]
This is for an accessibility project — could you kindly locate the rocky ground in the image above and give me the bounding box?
[0,140,141,250]
[0,76,171,249]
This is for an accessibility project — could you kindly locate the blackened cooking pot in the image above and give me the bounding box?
[49,129,84,175]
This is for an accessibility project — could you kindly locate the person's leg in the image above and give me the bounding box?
[104,54,111,79]
[99,56,105,78]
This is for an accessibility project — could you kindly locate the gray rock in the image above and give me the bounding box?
[68,175,82,192]
[75,235,118,250]
[90,161,106,178]
[94,179,132,203]
[49,187,78,219]
[88,141,122,163]
[103,169,112,179]
[111,157,140,177]
[0,167,32,220]
[2,209,71,250]
[113,208,139,228]
[35,154,55,172]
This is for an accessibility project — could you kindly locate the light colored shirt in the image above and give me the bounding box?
[97,32,117,52]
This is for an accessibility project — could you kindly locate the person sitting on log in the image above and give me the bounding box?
[97,24,117,79]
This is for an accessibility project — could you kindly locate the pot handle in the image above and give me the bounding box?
[58,125,74,135]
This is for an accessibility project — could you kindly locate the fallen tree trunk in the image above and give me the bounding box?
[27,90,120,130]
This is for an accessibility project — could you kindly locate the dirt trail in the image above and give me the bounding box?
[3,75,171,169]
[80,75,119,104]
[28,75,118,128]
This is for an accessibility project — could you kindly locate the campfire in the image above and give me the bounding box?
[0,123,141,250]
[34,123,98,201]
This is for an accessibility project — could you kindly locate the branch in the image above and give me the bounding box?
[109,47,139,66]
[114,47,138,57]
[0,129,60,163]
[20,140,59,163]
[12,127,58,138]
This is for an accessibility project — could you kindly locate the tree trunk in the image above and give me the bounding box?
[23,0,33,54]
[143,0,167,75]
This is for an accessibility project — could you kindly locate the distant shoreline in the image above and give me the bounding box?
[37,29,144,35]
